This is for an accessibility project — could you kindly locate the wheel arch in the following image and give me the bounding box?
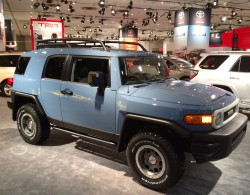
[12,91,46,121]
[117,114,190,152]
[213,84,234,94]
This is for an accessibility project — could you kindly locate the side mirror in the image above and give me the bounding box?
[88,71,104,87]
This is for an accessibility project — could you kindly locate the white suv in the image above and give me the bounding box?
[190,51,250,114]
[0,51,23,97]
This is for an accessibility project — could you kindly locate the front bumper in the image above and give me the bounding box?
[191,113,248,163]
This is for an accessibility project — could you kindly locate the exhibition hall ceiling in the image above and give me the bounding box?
[3,0,250,40]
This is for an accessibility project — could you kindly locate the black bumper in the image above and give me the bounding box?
[191,113,248,163]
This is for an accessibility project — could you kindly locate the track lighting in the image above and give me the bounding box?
[167,12,171,20]
[90,17,94,24]
[69,4,75,13]
[213,0,218,7]
[237,16,243,24]
[23,24,27,29]
[98,7,105,15]
[33,1,40,9]
[99,0,105,8]
[99,19,104,24]
[41,3,49,11]
[81,17,85,24]
[221,16,227,22]
[56,4,60,12]
[60,15,65,21]
[66,16,71,22]
[111,7,116,16]
[231,9,237,18]
[123,10,129,18]
[127,0,133,10]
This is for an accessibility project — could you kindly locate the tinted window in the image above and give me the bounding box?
[71,57,110,86]
[199,55,229,69]
[44,57,65,80]
[0,55,20,67]
[230,59,240,72]
[15,57,31,75]
[239,56,250,72]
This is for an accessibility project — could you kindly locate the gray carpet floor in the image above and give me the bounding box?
[0,96,249,195]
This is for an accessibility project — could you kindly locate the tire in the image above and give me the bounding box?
[126,132,185,191]
[0,80,12,97]
[17,103,50,145]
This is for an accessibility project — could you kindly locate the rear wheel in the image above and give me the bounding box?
[126,132,185,191]
[17,104,50,145]
[0,80,12,97]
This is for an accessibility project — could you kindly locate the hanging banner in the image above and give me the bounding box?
[173,8,211,59]
[119,27,138,50]
[0,0,5,51]
[30,19,64,50]
[5,19,16,51]
[209,32,222,45]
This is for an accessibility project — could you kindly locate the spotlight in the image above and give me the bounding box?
[205,3,213,9]
[221,16,227,22]
[111,7,116,16]
[127,0,133,10]
[64,0,68,4]
[43,15,47,20]
[81,17,85,24]
[210,24,214,30]
[82,28,86,32]
[60,15,65,21]
[23,24,27,29]
[99,0,105,7]
[231,9,237,18]
[67,16,71,22]
[89,28,92,32]
[123,10,129,18]
[33,1,40,9]
[98,7,105,15]
[229,25,233,30]
[56,4,60,12]
[120,19,123,25]
[167,12,171,20]
[37,14,42,19]
[98,28,102,32]
[69,4,75,13]
[90,17,94,24]
[213,0,218,7]
[99,19,104,24]
[237,16,243,24]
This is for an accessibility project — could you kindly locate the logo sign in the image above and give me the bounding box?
[174,10,189,27]
[189,8,211,26]
[30,19,64,50]
[178,12,184,19]
[195,10,205,24]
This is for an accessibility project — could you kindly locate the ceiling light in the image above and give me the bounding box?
[81,17,85,23]
[221,16,227,22]
[37,14,41,19]
[69,4,75,13]
[33,1,40,9]
[64,0,68,4]
[120,19,123,25]
[237,16,243,24]
[98,7,105,15]
[67,16,71,22]
[231,9,237,18]
[56,4,60,12]
[99,19,104,24]
[60,15,65,21]
[229,25,233,30]
[213,0,218,7]
[82,28,86,32]
[99,0,105,7]
[167,12,172,20]
[90,17,94,24]
[111,7,116,16]
[127,0,133,10]
[123,10,129,18]
[23,24,27,29]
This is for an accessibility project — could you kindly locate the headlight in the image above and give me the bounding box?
[215,112,222,127]
[184,114,213,125]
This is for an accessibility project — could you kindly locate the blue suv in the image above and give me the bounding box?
[8,38,248,191]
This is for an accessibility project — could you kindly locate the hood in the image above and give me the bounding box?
[121,80,235,107]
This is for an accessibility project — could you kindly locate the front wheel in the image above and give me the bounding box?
[0,81,12,97]
[126,132,184,191]
[17,104,50,145]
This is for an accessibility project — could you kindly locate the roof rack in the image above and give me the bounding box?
[36,38,148,52]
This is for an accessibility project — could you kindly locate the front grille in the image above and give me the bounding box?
[223,105,236,122]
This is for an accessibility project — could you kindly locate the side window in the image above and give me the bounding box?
[199,55,229,70]
[239,56,250,72]
[71,57,110,86]
[15,57,30,75]
[0,55,20,67]
[230,59,240,72]
[44,57,65,80]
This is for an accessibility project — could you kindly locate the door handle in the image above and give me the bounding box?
[61,88,73,96]
[230,77,239,80]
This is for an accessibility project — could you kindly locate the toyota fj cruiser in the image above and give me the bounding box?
[8,39,248,191]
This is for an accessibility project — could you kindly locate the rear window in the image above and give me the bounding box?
[230,56,250,73]
[199,55,229,70]
[15,57,31,75]
[0,55,20,67]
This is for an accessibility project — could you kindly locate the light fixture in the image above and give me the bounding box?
[167,12,171,20]
[66,16,71,22]
[69,4,75,13]
[205,3,213,9]
[98,7,105,15]
[81,17,85,24]
[99,0,105,7]
[127,0,133,10]
[229,24,233,30]
[237,16,243,24]
[23,24,27,29]
[111,7,116,16]
[210,24,215,30]
[82,28,86,32]
[89,28,92,32]
[120,19,123,25]
[99,18,104,24]
[123,10,129,18]
[231,9,237,18]
[221,16,227,22]
[37,14,42,19]
[213,0,218,7]
[33,1,40,9]
[41,3,49,11]
[64,0,68,4]
[60,15,65,21]
[98,28,102,32]
[46,0,52,3]
[56,4,60,12]
[90,17,94,24]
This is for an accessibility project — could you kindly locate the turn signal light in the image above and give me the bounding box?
[184,114,213,125]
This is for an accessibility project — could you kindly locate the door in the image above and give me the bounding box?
[60,56,116,135]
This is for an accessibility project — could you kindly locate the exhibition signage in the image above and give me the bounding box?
[5,19,16,51]
[119,27,138,50]
[174,8,211,53]
[30,19,64,50]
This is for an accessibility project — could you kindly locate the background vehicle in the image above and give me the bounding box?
[164,55,194,81]
[190,51,250,114]
[0,51,23,97]
[8,39,247,191]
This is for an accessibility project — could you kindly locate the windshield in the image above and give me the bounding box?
[171,58,194,68]
[119,56,168,85]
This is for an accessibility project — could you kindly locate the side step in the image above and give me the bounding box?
[52,127,117,150]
